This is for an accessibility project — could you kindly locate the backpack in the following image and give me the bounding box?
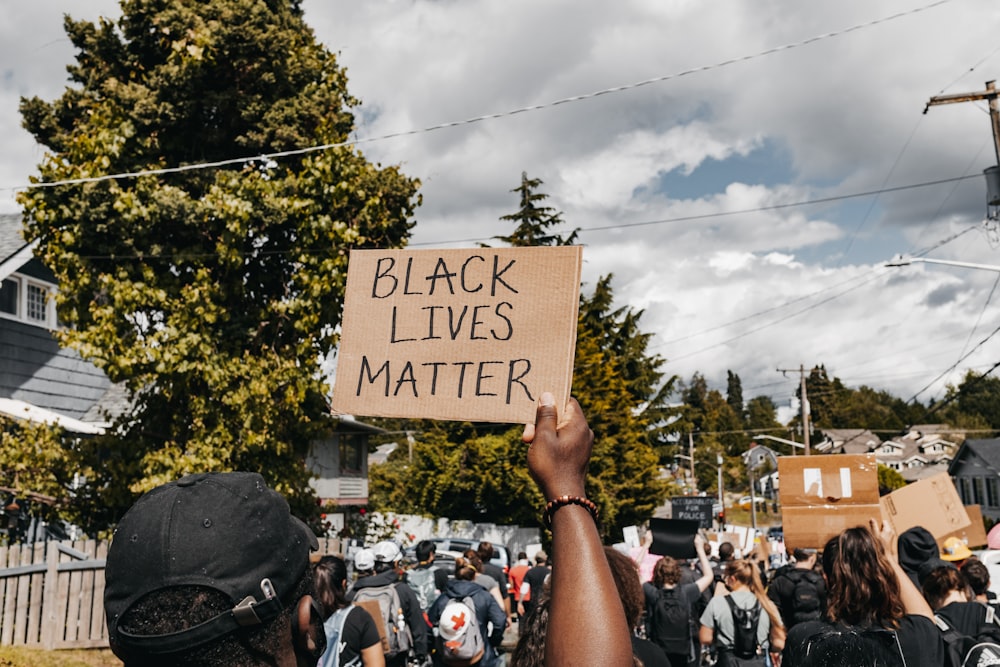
[406,566,439,611]
[352,583,413,657]
[789,625,905,667]
[319,606,362,667]
[725,595,762,660]
[934,612,1000,667]
[649,587,692,656]
[437,596,486,667]
[787,568,822,624]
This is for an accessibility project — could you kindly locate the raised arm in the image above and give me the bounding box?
[524,393,633,667]
[693,534,714,593]
[871,518,934,621]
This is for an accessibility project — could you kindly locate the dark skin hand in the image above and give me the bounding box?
[523,393,633,667]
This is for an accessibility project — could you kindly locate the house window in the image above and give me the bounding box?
[958,478,971,504]
[26,283,47,322]
[339,434,364,474]
[987,478,998,507]
[974,478,985,505]
[0,278,17,315]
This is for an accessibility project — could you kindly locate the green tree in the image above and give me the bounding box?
[878,464,907,493]
[16,0,420,532]
[746,395,782,434]
[726,370,745,424]
[494,172,579,246]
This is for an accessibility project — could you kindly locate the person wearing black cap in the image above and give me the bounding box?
[104,471,327,667]
[897,525,955,589]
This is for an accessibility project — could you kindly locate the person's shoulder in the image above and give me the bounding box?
[632,636,671,667]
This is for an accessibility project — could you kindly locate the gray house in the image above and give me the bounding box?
[948,437,1000,521]
[0,214,110,433]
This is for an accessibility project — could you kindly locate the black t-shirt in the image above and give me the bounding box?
[632,636,671,667]
[937,600,1000,643]
[523,565,550,600]
[783,615,948,667]
[323,605,382,666]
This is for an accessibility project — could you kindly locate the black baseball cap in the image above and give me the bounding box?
[104,471,318,658]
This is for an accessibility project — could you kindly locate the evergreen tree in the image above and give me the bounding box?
[726,370,745,423]
[16,0,420,531]
[495,172,579,246]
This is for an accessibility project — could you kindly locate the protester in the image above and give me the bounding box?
[630,527,664,584]
[898,525,954,589]
[961,558,999,605]
[644,534,714,667]
[463,549,507,612]
[314,555,385,667]
[348,541,428,667]
[699,559,784,666]
[103,471,327,667]
[605,546,671,667]
[428,555,506,667]
[477,541,512,621]
[406,539,449,612]
[782,519,948,667]
[521,392,634,666]
[940,536,973,568]
[767,547,827,629]
[508,551,531,619]
[922,564,1000,644]
[517,550,550,620]
[508,594,551,667]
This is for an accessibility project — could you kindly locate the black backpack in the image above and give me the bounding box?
[787,568,822,624]
[649,587,691,656]
[934,612,1000,667]
[788,625,905,667]
[725,595,762,660]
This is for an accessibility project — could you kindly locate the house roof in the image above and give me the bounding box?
[950,438,1000,476]
[0,214,27,262]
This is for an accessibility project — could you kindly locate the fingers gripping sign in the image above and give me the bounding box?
[523,392,594,501]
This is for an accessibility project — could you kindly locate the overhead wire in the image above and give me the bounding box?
[0,0,953,195]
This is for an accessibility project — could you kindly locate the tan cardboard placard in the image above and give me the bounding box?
[937,505,988,550]
[778,454,881,549]
[880,472,969,539]
[332,246,582,423]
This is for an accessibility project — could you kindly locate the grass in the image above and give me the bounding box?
[0,648,118,667]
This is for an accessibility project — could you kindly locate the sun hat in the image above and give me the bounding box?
[104,472,318,658]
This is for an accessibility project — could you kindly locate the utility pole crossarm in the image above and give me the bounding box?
[924,81,1000,166]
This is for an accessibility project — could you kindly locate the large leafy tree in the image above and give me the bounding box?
[16,0,420,531]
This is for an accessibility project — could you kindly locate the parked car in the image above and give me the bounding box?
[738,495,766,510]
[403,538,511,574]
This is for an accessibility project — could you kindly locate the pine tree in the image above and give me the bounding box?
[495,172,579,246]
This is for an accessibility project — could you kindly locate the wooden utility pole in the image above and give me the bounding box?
[777,365,811,455]
[924,80,1000,166]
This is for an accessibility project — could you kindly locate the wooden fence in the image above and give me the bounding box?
[0,539,108,649]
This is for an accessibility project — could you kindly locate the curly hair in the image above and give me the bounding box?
[651,556,682,588]
[116,571,322,667]
[604,547,644,629]
[822,526,905,628]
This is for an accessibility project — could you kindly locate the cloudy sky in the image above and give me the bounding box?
[4,0,1000,420]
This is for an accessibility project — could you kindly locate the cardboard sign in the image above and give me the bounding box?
[332,247,582,423]
[648,518,699,559]
[778,454,881,549]
[671,496,715,529]
[937,505,988,550]
[881,472,969,539]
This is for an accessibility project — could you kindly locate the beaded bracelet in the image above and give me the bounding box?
[543,495,599,528]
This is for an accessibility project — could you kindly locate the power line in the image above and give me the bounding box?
[0,0,952,195]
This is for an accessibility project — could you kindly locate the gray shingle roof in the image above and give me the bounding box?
[0,214,27,263]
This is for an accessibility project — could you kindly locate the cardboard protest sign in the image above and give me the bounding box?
[671,496,715,529]
[937,505,988,550]
[778,454,881,549]
[332,247,582,423]
[648,518,699,559]
[880,471,969,539]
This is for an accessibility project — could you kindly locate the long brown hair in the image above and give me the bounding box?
[651,556,682,588]
[822,526,905,628]
[725,559,783,636]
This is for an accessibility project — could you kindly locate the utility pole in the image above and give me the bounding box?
[924,80,1000,166]
[777,365,811,455]
[688,433,696,488]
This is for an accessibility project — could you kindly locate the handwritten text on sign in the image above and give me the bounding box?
[332,247,582,423]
